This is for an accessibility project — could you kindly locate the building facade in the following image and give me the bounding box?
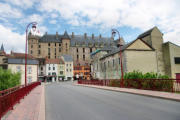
[91,27,180,79]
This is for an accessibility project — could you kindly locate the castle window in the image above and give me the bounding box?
[39,45,41,48]
[90,48,92,53]
[59,43,61,46]
[31,50,33,54]
[66,43,68,48]
[83,55,85,61]
[77,48,78,53]
[55,48,56,53]
[83,48,85,53]
[38,50,41,55]
[55,43,56,46]
[55,56,56,58]
[77,55,79,60]
[31,45,33,48]
[59,48,61,52]
[48,43,50,46]
[48,48,50,53]
[48,56,50,59]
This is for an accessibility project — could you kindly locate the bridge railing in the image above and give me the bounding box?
[78,79,180,93]
[0,81,41,119]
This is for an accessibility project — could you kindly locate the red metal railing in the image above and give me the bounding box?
[0,82,41,119]
[78,79,180,93]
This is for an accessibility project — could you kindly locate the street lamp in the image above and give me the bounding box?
[112,29,124,87]
[25,22,37,86]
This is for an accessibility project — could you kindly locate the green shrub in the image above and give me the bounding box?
[0,67,21,91]
[109,70,173,92]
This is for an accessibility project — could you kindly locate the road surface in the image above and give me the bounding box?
[45,82,180,120]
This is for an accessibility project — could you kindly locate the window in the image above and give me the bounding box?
[31,50,33,54]
[16,66,21,72]
[55,48,56,53]
[66,49,68,52]
[175,57,180,64]
[48,72,51,75]
[83,55,85,61]
[41,67,43,71]
[66,69,68,72]
[52,72,56,75]
[48,56,50,59]
[55,56,56,58]
[77,55,79,60]
[27,76,32,83]
[53,67,55,70]
[66,64,68,67]
[60,71,63,75]
[48,43,50,46]
[70,64,71,67]
[66,43,68,48]
[31,45,33,48]
[90,48,92,53]
[48,48,50,53]
[49,67,51,70]
[39,45,41,48]
[77,48,78,53]
[70,69,71,72]
[59,48,61,52]
[59,43,61,46]
[38,50,41,55]
[41,72,43,75]
[28,66,32,74]
[83,48,85,53]
[55,43,56,46]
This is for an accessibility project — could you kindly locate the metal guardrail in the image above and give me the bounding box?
[78,79,180,93]
[0,82,41,120]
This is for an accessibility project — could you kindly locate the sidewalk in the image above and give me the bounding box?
[75,84,180,102]
[2,84,45,120]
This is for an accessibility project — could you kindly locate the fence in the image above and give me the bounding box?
[0,82,41,119]
[78,79,180,92]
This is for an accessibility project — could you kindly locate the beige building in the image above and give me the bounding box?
[1,52,39,85]
[91,27,180,79]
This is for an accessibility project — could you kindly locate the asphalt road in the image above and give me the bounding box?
[45,82,180,120]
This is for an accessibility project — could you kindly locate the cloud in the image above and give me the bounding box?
[5,0,38,9]
[49,20,57,24]
[0,24,25,53]
[0,3,22,18]
[38,0,180,45]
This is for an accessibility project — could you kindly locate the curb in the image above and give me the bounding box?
[74,84,180,102]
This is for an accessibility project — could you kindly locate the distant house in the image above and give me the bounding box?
[61,55,73,80]
[1,51,39,85]
[45,58,65,82]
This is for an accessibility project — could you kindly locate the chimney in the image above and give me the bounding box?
[72,32,74,38]
[99,34,102,39]
[84,33,87,39]
[92,33,94,39]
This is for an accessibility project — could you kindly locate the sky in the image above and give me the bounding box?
[0,0,180,53]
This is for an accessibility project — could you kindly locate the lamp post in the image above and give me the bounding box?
[25,22,37,86]
[112,29,124,87]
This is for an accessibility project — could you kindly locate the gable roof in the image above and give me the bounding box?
[7,52,35,59]
[62,31,70,39]
[100,39,155,60]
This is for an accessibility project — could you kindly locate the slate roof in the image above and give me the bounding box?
[38,31,116,47]
[70,35,115,47]
[7,52,35,59]
[0,44,4,51]
[62,55,73,62]
[137,27,156,39]
[45,58,64,64]
[7,58,38,65]
[100,39,155,60]
[90,46,117,56]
